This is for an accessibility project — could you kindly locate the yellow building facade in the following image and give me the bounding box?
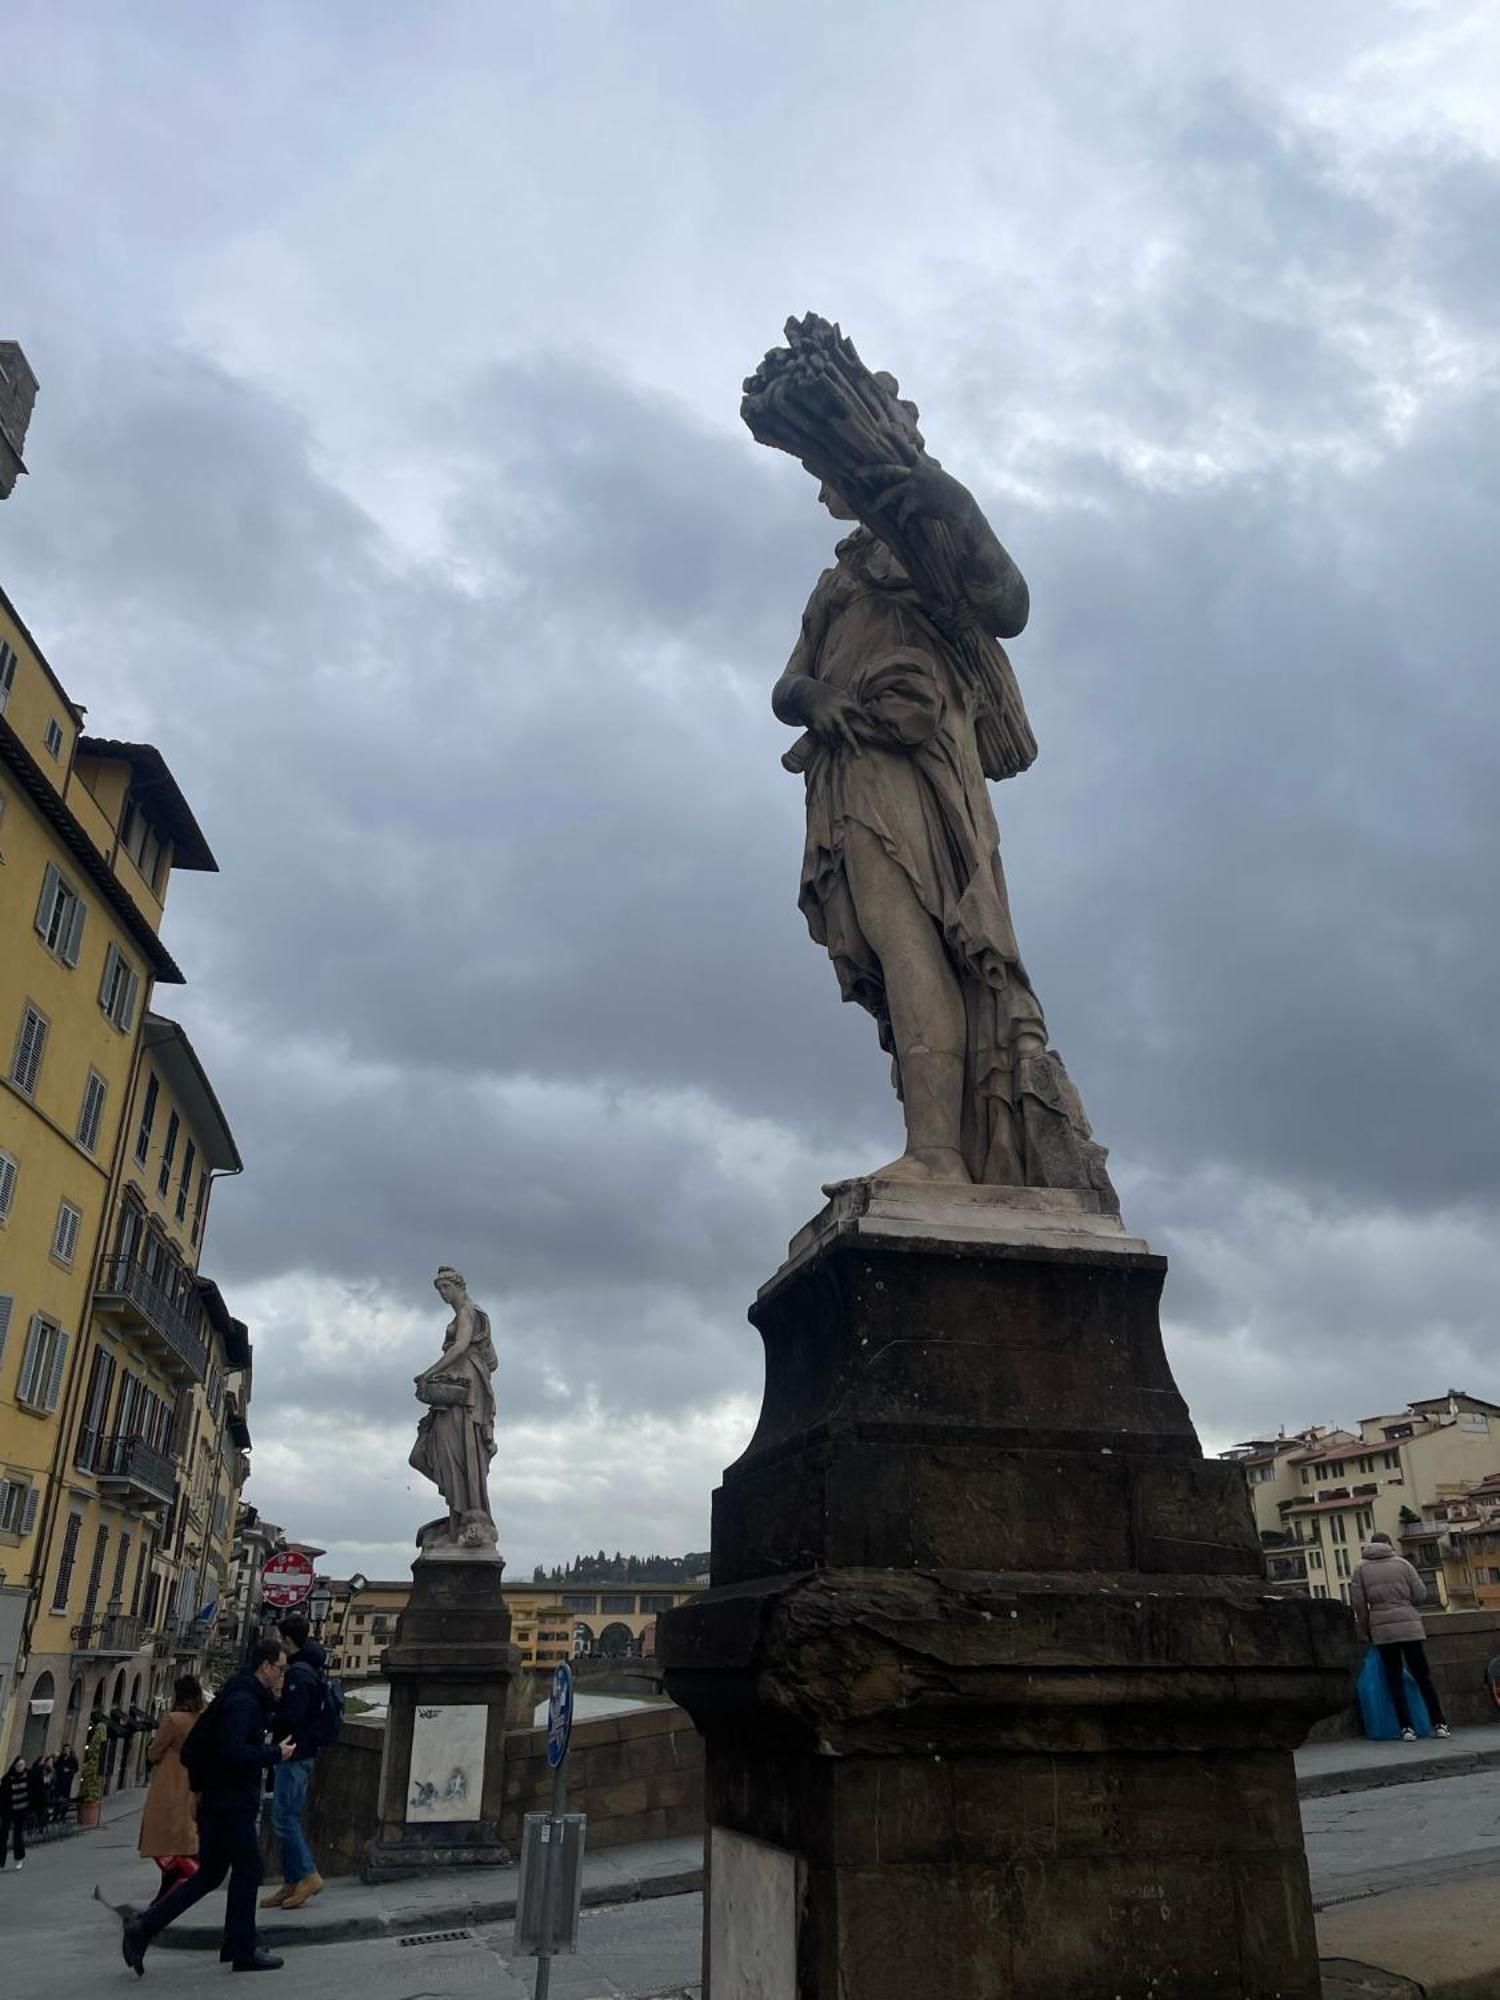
[322,1576,706,1678]
[0,577,251,1773]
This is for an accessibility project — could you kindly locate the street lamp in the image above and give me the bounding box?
[308,1580,333,1634]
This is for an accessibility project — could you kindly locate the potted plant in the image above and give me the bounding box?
[76,1718,107,1828]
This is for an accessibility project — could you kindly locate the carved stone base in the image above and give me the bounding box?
[660,1185,1355,1999]
[362,1552,522,1883]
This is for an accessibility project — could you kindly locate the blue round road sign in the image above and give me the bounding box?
[545,1662,574,1768]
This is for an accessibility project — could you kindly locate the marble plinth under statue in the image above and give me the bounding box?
[660,1186,1354,1997]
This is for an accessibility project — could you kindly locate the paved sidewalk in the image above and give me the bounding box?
[1297,1722,1500,1799]
[93,1830,705,1952]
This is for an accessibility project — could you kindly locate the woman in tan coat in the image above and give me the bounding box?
[138,1676,204,1901]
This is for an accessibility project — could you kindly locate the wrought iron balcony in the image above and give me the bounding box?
[94,1431,176,1507]
[93,1254,207,1382]
[71,1611,146,1657]
[153,1619,211,1661]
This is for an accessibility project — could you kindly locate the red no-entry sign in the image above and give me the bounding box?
[261,1549,314,1609]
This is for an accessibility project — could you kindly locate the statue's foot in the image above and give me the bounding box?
[868,1147,972,1185]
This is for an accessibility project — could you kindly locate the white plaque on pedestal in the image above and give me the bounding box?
[709,1825,797,1999]
[406,1702,487,1823]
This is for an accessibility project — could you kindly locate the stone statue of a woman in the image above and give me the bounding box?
[409,1266,499,1554]
[743,315,1116,1203]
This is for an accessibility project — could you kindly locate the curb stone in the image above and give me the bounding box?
[152,1862,705,1951]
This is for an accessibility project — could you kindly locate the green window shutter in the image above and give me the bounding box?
[99,941,120,1012]
[35,861,60,936]
[0,1292,12,1362]
[121,966,141,1033]
[21,1486,40,1536]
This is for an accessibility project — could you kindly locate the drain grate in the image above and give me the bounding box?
[397,1930,474,1947]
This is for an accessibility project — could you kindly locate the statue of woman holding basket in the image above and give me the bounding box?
[410,1266,499,1552]
[743,314,1115,1201]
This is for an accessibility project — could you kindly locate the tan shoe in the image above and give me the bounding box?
[259,1883,294,1909]
[280,1873,325,1910]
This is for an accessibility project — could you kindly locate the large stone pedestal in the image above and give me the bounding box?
[362,1552,523,1882]
[660,1182,1355,1999]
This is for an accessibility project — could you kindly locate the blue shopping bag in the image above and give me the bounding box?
[1356,1645,1432,1739]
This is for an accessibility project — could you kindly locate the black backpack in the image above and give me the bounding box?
[310,1667,346,1749]
[179,1700,223,1794]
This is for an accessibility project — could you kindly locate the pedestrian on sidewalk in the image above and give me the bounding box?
[139,1675,205,1904]
[2,1755,33,1869]
[261,1616,330,1913]
[1351,1532,1452,1743]
[120,1640,296,1976]
[29,1753,56,1832]
[52,1743,78,1822]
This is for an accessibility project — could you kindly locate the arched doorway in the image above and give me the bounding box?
[21,1670,55,1764]
[598,1621,632,1658]
[572,1621,596,1658]
[65,1677,83,1754]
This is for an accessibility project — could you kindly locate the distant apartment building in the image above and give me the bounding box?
[1223,1390,1500,1609]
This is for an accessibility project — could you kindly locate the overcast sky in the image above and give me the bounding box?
[3,2,1498,1581]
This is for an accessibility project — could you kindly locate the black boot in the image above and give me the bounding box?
[121,1919,147,1978]
[232,1950,285,1972]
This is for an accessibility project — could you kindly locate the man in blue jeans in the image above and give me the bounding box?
[261,1617,326,1911]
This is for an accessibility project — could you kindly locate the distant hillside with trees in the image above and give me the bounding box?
[530,1551,710,1585]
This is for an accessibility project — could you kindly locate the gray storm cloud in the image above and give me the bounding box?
[2,1,1497,1570]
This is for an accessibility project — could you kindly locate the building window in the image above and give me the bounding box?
[44,716,64,759]
[51,1198,83,1267]
[157,1112,179,1200]
[0,1477,38,1537]
[119,800,166,895]
[191,1164,208,1246]
[10,1002,49,1096]
[638,1593,674,1613]
[0,1293,11,1364]
[600,1594,634,1613]
[16,1314,69,1412]
[81,1523,110,1621]
[51,1511,83,1611]
[175,1139,196,1224]
[0,1150,17,1224]
[98,943,141,1034]
[134,1072,159,1167]
[35,862,87,966]
[76,1346,117,1470]
[0,638,17,712]
[1308,1548,1323,1569]
[76,1070,109,1153]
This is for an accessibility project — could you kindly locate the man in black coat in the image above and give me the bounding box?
[122,1640,295,1975]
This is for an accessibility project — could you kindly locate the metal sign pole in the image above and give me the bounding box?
[532,1753,568,2000]
[532,1662,574,2000]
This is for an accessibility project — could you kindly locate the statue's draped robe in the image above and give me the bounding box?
[409,1306,497,1520]
[788,528,1115,1203]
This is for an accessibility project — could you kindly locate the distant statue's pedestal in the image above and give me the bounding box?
[660,1181,1356,1999]
[362,1551,523,1882]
